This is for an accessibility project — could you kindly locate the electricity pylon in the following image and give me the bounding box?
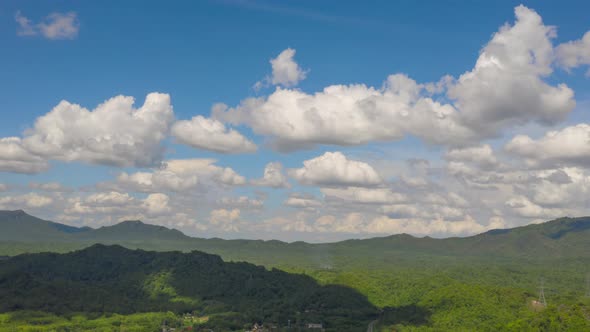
[538,279,547,307]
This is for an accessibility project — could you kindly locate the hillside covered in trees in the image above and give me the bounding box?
[1,210,590,330]
[0,245,376,331]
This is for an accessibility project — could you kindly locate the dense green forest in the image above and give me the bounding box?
[1,210,590,331]
[0,245,376,331]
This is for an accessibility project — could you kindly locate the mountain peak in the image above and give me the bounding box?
[0,210,90,241]
[84,218,190,242]
[0,209,29,218]
[117,220,146,226]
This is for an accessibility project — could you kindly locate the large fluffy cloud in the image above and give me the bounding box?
[172,115,257,153]
[21,93,174,168]
[447,5,574,135]
[215,74,467,150]
[288,152,382,187]
[214,6,574,151]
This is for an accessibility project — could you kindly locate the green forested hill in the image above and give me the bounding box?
[0,245,376,331]
[1,211,590,331]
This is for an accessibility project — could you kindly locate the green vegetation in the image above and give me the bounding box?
[302,260,590,331]
[1,210,590,330]
[0,311,180,332]
[0,245,376,331]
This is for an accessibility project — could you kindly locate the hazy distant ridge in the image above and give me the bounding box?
[1,210,590,260]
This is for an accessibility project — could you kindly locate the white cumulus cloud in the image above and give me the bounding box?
[556,31,590,75]
[20,93,174,168]
[269,48,307,87]
[214,6,575,151]
[288,152,382,187]
[255,48,307,89]
[172,115,257,153]
[505,124,590,167]
[447,5,574,136]
[0,137,49,174]
[142,193,171,215]
[113,159,245,193]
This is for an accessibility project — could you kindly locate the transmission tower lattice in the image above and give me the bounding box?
[538,279,547,307]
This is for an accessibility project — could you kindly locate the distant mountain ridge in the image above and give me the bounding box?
[0,210,91,242]
[0,210,187,243]
[77,219,191,242]
[1,210,590,261]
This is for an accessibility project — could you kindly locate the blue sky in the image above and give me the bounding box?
[1,1,589,241]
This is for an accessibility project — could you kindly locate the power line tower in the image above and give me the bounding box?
[538,279,547,307]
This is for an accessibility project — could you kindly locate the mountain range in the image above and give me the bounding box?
[1,209,590,264]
